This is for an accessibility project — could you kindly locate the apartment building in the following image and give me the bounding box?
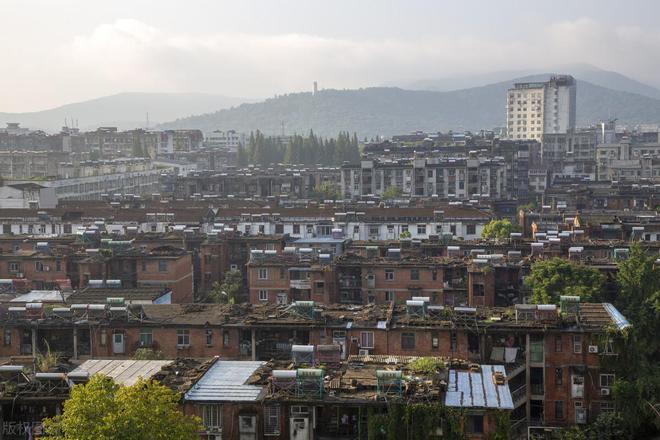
[204,129,245,150]
[507,75,576,141]
[341,156,507,199]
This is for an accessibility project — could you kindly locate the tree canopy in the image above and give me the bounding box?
[42,375,201,440]
[481,219,517,240]
[606,244,660,437]
[382,185,403,199]
[524,257,604,304]
[237,129,360,166]
[208,269,243,304]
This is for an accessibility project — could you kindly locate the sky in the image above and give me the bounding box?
[2,0,660,112]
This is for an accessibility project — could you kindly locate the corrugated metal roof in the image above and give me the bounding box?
[602,303,631,330]
[445,364,513,410]
[70,359,173,386]
[184,360,265,402]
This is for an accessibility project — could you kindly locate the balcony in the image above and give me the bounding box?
[511,385,527,409]
[290,279,311,290]
[530,383,544,396]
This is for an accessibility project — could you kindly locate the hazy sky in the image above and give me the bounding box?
[3,0,660,112]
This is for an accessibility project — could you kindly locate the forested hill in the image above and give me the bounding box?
[159,79,660,138]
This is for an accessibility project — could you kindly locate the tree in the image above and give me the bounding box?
[208,270,243,304]
[524,258,604,304]
[42,375,201,440]
[382,186,403,199]
[314,182,341,200]
[481,219,517,240]
[236,143,248,166]
[608,243,660,437]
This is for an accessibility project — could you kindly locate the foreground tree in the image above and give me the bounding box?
[524,257,604,304]
[481,219,516,240]
[607,244,660,437]
[42,375,201,440]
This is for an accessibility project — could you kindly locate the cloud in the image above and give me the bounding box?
[5,17,660,111]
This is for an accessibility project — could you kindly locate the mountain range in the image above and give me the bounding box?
[4,66,660,138]
[0,93,250,133]
[159,74,660,138]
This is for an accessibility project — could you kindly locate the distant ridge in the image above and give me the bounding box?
[158,77,660,138]
[0,92,252,133]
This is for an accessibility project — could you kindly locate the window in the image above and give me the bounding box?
[385,269,394,281]
[472,284,485,296]
[385,291,394,302]
[275,224,284,234]
[401,225,408,233]
[466,224,476,235]
[555,335,563,352]
[555,368,563,385]
[206,329,213,346]
[401,332,415,349]
[244,224,251,234]
[8,262,20,273]
[3,328,11,346]
[450,332,457,351]
[259,290,268,301]
[176,329,190,347]
[467,415,484,434]
[293,224,300,234]
[259,225,265,234]
[600,402,615,414]
[264,405,280,436]
[258,268,268,280]
[35,261,45,272]
[431,332,439,349]
[360,331,374,349]
[223,330,230,347]
[573,335,582,353]
[158,260,168,272]
[139,329,153,347]
[353,225,359,234]
[600,374,615,388]
[63,224,72,234]
[306,225,313,234]
[410,269,420,280]
[56,260,61,272]
[417,224,426,235]
[201,404,222,430]
[555,401,564,420]
[369,226,379,236]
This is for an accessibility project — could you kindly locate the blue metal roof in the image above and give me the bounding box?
[445,364,513,410]
[184,360,265,402]
[603,303,631,330]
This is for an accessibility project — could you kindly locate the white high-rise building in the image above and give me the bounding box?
[506,75,576,140]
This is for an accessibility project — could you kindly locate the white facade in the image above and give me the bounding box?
[507,75,576,141]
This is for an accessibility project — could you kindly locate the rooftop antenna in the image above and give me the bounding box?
[64,117,68,128]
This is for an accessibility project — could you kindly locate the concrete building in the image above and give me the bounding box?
[507,75,576,141]
[204,130,245,150]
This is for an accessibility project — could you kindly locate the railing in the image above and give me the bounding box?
[510,418,528,439]
[511,385,527,407]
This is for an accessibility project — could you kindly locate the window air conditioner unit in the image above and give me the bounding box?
[600,388,610,396]
[359,349,370,356]
[588,345,598,354]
